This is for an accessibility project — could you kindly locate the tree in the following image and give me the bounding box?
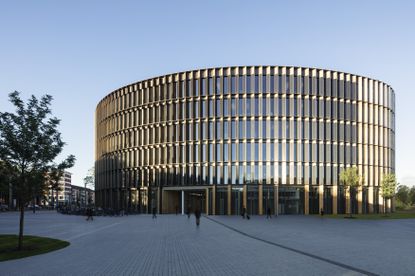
[339,167,363,218]
[0,91,75,250]
[381,173,397,214]
[396,185,410,206]
[83,167,94,207]
[410,186,415,206]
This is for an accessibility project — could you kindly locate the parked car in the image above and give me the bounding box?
[0,204,9,211]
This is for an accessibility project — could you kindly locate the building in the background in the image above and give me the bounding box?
[45,171,72,206]
[95,66,395,215]
[70,185,95,207]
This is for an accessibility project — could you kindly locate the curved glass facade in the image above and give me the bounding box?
[95,66,395,215]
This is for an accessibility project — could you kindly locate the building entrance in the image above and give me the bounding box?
[185,190,206,214]
[162,188,206,214]
[278,187,305,215]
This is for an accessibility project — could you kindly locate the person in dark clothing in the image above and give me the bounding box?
[152,207,157,219]
[320,208,324,216]
[195,209,201,226]
[187,205,191,219]
[241,206,246,219]
[86,208,93,221]
[175,205,178,215]
[266,207,272,219]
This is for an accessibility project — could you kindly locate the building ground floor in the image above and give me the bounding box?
[95,185,393,215]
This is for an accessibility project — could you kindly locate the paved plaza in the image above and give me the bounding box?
[0,212,414,275]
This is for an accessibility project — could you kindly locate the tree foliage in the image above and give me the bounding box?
[410,187,415,205]
[339,167,363,217]
[83,167,94,190]
[0,91,75,250]
[339,167,363,189]
[396,185,410,205]
[381,173,397,200]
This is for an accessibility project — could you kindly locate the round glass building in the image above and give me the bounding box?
[95,66,395,215]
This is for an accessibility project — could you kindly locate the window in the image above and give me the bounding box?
[223,76,229,94]
[231,99,237,116]
[262,98,267,116]
[255,75,259,93]
[286,75,290,93]
[270,97,275,116]
[224,98,229,117]
[238,75,244,93]
[254,120,260,139]
[216,100,221,117]
[187,80,192,97]
[262,75,267,92]
[209,121,214,139]
[224,121,229,139]
[200,78,206,96]
[278,75,282,93]
[232,143,237,161]
[224,143,229,162]
[208,77,214,95]
[239,120,244,138]
[255,143,259,161]
[246,98,251,116]
[231,121,237,139]
[254,97,260,116]
[238,99,244,115]
[216,121,221,140]
[216,77,221,95]
[294,76,298,93]
[209,99,214,117]
[216,144,221,162]
[195,79,199,96]
[239,143,245,161]
[246,120,251,138]
[231,76,236,94]
[246,75,251,92]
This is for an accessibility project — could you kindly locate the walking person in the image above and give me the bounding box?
[152,207,157,219]
[187,205,191,219]
[195,209,201,226]
[320,208,324,217]
[86,207,94,221]
[241,206,246,219]
[266,207,272,219]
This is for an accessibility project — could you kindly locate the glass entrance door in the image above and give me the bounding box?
[278,187,304,214]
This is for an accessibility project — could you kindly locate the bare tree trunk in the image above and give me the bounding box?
[18,203,24,250]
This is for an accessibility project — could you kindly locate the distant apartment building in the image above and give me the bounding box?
[70,185,95,207]
[45,171,72,206]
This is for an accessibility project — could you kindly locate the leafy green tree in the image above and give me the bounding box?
[410,186,415,206]
[396,185,410,206]
[0,91,75,250]
[339,167,363,218]
[380,173,397,214]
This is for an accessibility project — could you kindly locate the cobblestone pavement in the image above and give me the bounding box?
[0,211,413,275]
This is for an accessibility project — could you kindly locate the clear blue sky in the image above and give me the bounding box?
[1,0,414,187]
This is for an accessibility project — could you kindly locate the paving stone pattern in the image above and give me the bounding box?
[0,212,414,275]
